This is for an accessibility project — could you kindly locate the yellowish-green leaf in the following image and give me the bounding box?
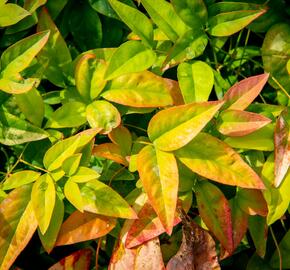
[0,3,30,27]
[64,180,84,212]
[137,145,179,234]
[70,167,100,183]
[148,101,224,151]
[62,154,82,176]
[3,170,40,190]
[175,132,265,189]
[31,174,56,234]
[0,77,38,94]
[0,184,37,270]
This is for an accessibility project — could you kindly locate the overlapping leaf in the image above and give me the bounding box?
[175,133,265,189]
[137,145,179,234]
[148,101,224,151]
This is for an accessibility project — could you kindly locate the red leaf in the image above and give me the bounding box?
[274,109,290,187]
[125,201,180,248]
[49,249,92,270]
[166,211,220,270]
[195,181,234,253]
[55,211,116,246]
[223,73,269,110]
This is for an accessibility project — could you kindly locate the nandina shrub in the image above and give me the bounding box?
[0,0,289,269]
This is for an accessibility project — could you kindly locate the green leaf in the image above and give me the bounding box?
[64,180,84,212]
[108,0,153,47]
[24,0,47,13]
[223,73,269,110]
[262,153,290,225]
[70,167,100,183]
[208,2,266,37]
[108,125,132,156]
[274,109,289,187]
[0,77,39,94]
[15,87,44,127]
[0,3,30,27]
[171,0,208,28]
[137,145,179,234]
[86,100,121,133]
[249,216,267,258]
[105,41,156,80]
[75,53,107,101]
[148,101,223,151]
[141,0,189,41]
[262,23,290,91]
[217,110,272,137]
[55,211,116,246]
[1,31,50,78]
[0,110,48,146]
[224,123,275,151]
[0,184,37,270]
[102,71,173,107]
[31,174,56,234]
[175,133,265,189]
[196,181,233,253]
[62,154,82,176]
[80,179,137,219]
[38,193,64,253]
[46,101,87,128]
[270,229,290,268]
[177,61,214,103]
[3,170,40,190]
[37,7,72,87]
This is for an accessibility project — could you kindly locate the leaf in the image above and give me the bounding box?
[102,71,173,107]
[64,180,84,212]
[46,101,87,128]
[75,54,107,101]
[217,110,272,136]
[274,109,290,187]
[237,188,268,216]
[0,3,30,27]
[62,154,82,176]
[49,249,92,270]
[248,216,268,258]
[105,41,156,80]
[137,145,179,234]
[15,87,44,127]
[3,170,40,190]
[175,133,265,189]
[141,0,189,41]
[270,229,290,269]
[80,179,137,219]
[0,77,40,94]
[195,181,233,253]
[126,201,180,248]
[37,8,72,87]
[93,143,128,166]
[68,0,102,51]
[109,125,132,156]
[86,100,121,133]
[0,184,37,270]
[56,211,116,246]
[148,101,224,151]
[223,73,269,110]
[31,174,56,234]
[208,2,267,37]
[167,211,220,270]
[262,153,290,225]
[171,0,208,28]
[24,0,47,13]
[38,193,64,253]
[70,167,100,183]
[224,123,275,151]
[108,0,154,47]
[177,61,214,103]
[1,31,50,78]
[262,23,290,91]
[0,110,48,146]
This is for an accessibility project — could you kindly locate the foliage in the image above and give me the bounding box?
[0,0,289,269]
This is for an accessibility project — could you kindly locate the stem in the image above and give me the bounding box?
[7,143,29,175]
[237,29,251,76]
[20,159,49,173]
[108,166,126,187]
[95,237,103,270]
[124,124,147,133]
[270,226,282,270]
[133,141,153,146]
[271,76,290,99]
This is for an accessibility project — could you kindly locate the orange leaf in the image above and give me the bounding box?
[55,211,116,246]
[137,145,179,234]
[49,249,92,270]
[223,73,269,110]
